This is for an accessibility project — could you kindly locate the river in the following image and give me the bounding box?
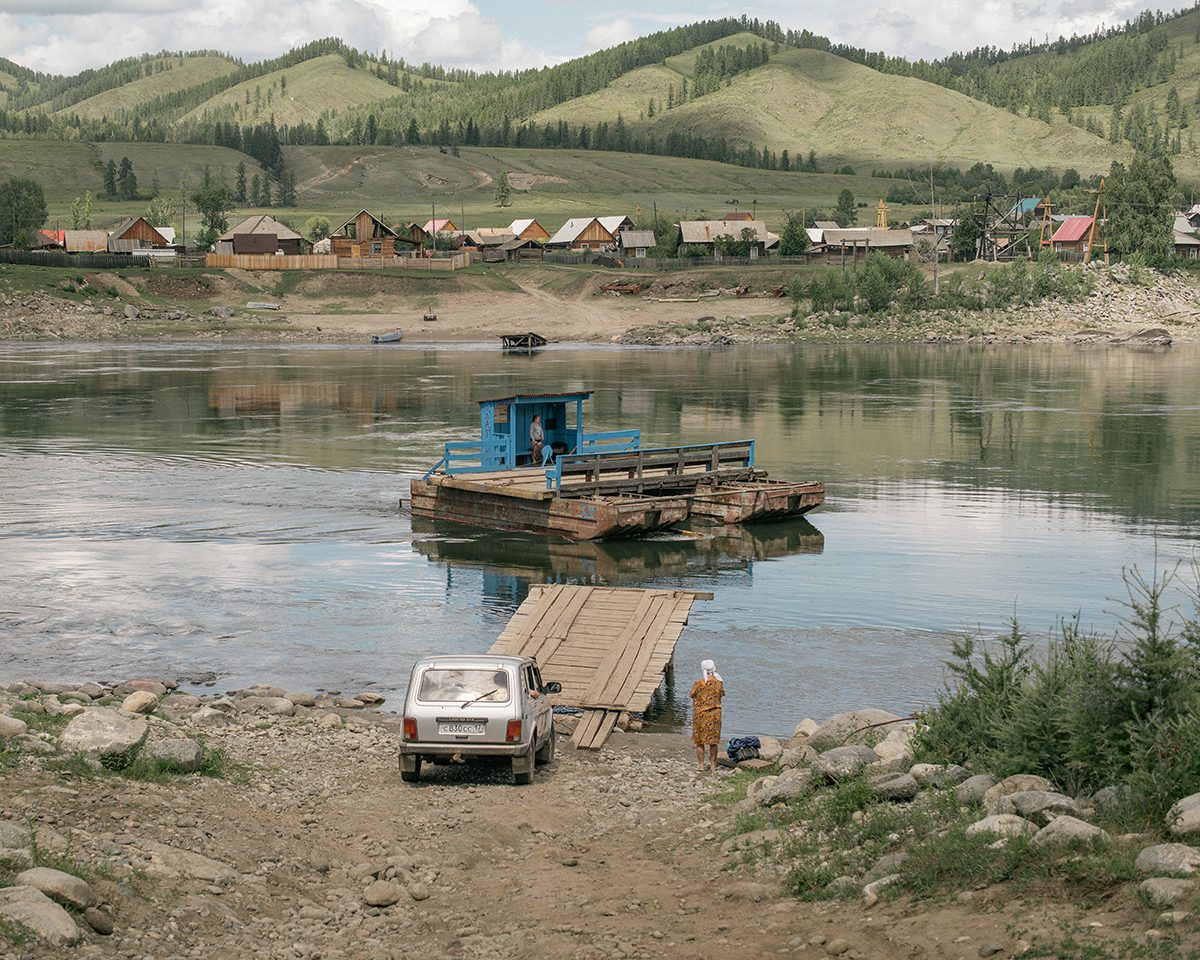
[1,342,1197,736]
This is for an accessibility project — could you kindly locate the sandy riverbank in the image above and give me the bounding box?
[1,262,1197,347]
[3,680,1197,959]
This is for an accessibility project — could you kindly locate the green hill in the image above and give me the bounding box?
[177,54,401,128]
[60,55,238,120]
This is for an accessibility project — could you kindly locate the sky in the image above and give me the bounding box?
[0,0,1182,76]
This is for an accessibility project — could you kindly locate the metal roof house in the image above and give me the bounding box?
[509,219,550,242]
[422,218,457,234]
[216,215,304,255]
[1174,215,1200,258]
[677,220,769,255]
[1050,216,1094,252]
[425,391,640,476]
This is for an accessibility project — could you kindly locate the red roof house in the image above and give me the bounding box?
[1051,217,1094,252]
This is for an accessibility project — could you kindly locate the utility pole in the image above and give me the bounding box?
[929,157,939,294]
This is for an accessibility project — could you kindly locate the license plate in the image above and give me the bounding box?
[438,722,485,736]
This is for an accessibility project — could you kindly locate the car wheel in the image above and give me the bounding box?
[512,748,534,785]
[535,721,555,765]
[399,754,421,784]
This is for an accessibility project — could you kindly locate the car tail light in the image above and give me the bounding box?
[505,719,522,743]
[403,717,417,741]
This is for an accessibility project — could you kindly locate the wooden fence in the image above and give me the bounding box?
[204,253,469,271]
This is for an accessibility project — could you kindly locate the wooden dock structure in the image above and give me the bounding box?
[489,584,709,750]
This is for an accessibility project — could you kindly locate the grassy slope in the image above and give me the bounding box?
[535,46,1124,174]
[57,56,239,119]
[177,54,400,127]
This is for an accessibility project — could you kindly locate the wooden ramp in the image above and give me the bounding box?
[489,584,708,750]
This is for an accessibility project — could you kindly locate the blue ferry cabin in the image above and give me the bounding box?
[412,388,823,540]
[426,391,641,476]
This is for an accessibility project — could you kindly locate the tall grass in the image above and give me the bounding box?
[793,250,1094,316]
[915,565,1200,813]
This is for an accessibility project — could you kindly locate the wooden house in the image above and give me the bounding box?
[500,236,544,261]
[331,210,398,258]
[216,215,305,255]
[107,216,169,253]
[1174,215,1200,259]
[619,230,656,258]
[422,217,457,234]
[64,230,109,253]
[509,219,549,242]
[821,227,914,263]
[676,220,769,256]
[27,229,65,250]
[545,218,613,251]
[1050,217,1094,253]
[393,222,428,254]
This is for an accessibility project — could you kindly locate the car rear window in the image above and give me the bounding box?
[417,668,512,703]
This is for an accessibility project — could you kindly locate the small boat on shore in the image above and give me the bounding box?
[409,390,823,541]
[500,332,548,353]
[370,330,404,344]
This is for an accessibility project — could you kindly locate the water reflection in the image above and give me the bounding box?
[1,342,1198,735]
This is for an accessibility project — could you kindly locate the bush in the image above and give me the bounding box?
[915,566,1200,813]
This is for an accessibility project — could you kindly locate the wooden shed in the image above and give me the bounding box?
[217,215,305,256]
[393,222,428,254]
[108,217,169,253]
[509,219,550,242]
[546,217,617,251]
[64,230,109,253]
[331,210,399,258]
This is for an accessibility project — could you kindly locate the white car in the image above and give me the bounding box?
[398,654,561,785]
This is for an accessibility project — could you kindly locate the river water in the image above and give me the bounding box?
[1,342,1197,736]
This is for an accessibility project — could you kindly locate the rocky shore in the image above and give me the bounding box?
[2,683,1198,959]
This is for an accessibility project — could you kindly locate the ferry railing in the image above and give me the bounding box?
[577,429,640,453]
[545,439,756,493]
[423,438,510,478]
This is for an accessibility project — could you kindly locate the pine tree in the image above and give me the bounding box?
[116,157,137,200]
[494,170,512,207]
[406,118,420,144]
[834,188,857,226]
[235,162,247,203]
[249,174,261,207]
[103,160,118,198]
[261,179,272,207]
[279,169,296,207]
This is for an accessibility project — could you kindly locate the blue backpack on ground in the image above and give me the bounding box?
[727,736,761,762]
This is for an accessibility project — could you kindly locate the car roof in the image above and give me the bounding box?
[414,655,529,668]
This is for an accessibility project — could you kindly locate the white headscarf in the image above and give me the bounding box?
[701,659,723,682]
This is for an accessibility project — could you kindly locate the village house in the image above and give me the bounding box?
[1050,216,1094,254]
[676,219,769,257]
[1184,204,1200,230]
[499,236,545,261]
[546,216,628,251]
[1174,215,1200,259]
[508,219,550,242]
[331,210,398,258]
[422,217,457,235]
[619,230,656,259]
[820,227,915,264]
[216,215,305,256]
[107,217,170,254]
[63,230,109,254]
[392,222,428,255]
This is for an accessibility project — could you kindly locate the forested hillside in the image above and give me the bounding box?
[1,8,1199,181]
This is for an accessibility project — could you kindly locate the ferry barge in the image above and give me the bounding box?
[409,391,823,541]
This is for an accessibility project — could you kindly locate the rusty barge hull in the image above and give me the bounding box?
[410,470,823,542]
[410,478,689,540]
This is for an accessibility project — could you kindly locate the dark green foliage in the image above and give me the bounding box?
[116,156,137,200]
[234,161,247,203]
[951,201,985,260]
[916,566,1200,812]
[0,177,48,247]
[834,188,856,226]
[1104,152,1179,262]
[190,184,234,250]
[494,169,512,208]
[778,211,807,256]
[102,159,117,198]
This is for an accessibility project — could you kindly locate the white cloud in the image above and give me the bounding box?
[0,0,551,74]
[583,18,639,50]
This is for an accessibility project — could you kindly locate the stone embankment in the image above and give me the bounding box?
[3,683,1198,958]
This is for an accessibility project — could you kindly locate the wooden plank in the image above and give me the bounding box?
[581,711,620,750]
[525,585,592,664]
[612,599,680,706]
[570,709,604,749]
[585,592,666,706]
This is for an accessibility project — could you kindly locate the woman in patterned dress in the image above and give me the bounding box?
[690,659,725,772]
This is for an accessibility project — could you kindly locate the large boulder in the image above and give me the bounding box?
[869,772,919,802]
[757,777,813,807]
[1031,816,1108,847]
[1167,792,1200,838]
[147,738,203,772]
[808,710,905,752]
[1090,785,1137,817]
[815,745,879,782]
[863,852,909,884]
[114,679,167,697]
[982,775,1053,807]
[1140,878,1196,908]
[14,868,96,910]
[965,815,1037,839]
[0,714,28,738]
[1003,791,1082,825]
[1136,844,1200,877]
[121,691,158,715]
[59,709,147,759]
[792,718,819,740]
[0,886,80,946]
[745,776,779,805]
[778,744,816,769]
[757,737,783,764]
[956,774,999,806]
[234,696,295,716]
